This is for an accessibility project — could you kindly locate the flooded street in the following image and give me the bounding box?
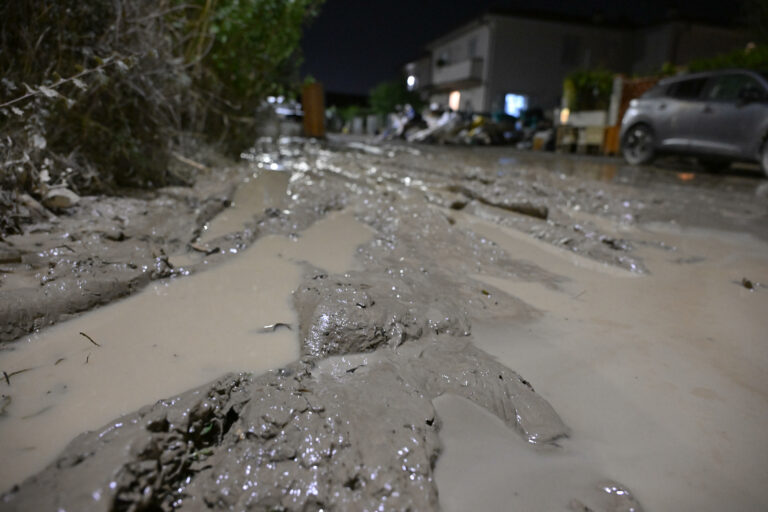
[2,137,767,510]
[438,218,768,511]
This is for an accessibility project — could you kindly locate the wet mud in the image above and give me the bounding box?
[2,136,768,510]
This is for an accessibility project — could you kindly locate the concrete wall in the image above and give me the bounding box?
[632,24,676,75]
[458,86,486,113]
[674,23,750,64]
[430,24,491,71]
[486,16,634,111]
[632,22,749,75]
[428,86,486,113]
[404,56,432,90]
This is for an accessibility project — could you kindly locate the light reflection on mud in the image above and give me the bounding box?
[0,210,373,490]
[437,217,768,511]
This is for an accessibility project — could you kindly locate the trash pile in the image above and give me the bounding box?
[378,103,555,148]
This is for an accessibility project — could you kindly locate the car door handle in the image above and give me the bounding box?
[658,103,667,110]
[702,106,713,113]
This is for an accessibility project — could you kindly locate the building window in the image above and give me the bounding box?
[504,93,528,117]
[437,51,450,67]
[449,91,461,111]
[468,37,477,58]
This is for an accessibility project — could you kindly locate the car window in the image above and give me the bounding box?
[641,85,665,99]
[666,78,707,100]
[705,74,765,101]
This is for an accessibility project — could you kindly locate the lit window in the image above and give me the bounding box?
[504,94,528,117]
[449,91,461,111]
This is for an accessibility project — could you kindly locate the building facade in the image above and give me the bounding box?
[405,12,749,114]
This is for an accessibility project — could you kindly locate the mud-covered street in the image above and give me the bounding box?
[1,137,767,511]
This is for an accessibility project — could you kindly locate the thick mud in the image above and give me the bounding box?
[2,136,768,510]
[0,210,373,486]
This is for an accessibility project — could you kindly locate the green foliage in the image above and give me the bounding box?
[563,69,614,111]
[0,0,324,233]
[0,0,184,197]
[688,45,768,72]
[659,62,679,77]
[369,80,424,115]
[338,105,363,123]
[201,0,323,101]
[171,0,324,152]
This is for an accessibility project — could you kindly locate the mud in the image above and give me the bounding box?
[0,169,238,342]
[2,136,768,510]
[0,211,374,486]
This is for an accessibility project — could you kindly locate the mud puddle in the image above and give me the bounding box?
[197,170,290,245]
[437,215,768,510]
[0,209,374,491]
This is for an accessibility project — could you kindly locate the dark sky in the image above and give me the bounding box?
[300,0,747,96]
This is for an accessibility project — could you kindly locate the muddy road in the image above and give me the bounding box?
[1,137,767,511]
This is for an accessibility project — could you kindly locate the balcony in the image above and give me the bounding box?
[433,58,484,89]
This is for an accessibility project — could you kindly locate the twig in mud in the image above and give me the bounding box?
[257,323,292,333]
[21,405,53,420]
[54,358,65,366]
[190,243,220,255]
[85,353,91,364]
[79,331,101,347]
[171,152,210,173]
[2,371,9,386]
[0,395,10,415]
[7,368,32,379]
[571,290,586,300]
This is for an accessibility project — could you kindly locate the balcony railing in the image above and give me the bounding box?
[433,58,484,87]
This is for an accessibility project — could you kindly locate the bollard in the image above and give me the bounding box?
[302,82,325,138]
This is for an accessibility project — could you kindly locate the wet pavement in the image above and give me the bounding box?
[1,136,767,510]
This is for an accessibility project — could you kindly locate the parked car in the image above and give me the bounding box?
[620,69,768,176]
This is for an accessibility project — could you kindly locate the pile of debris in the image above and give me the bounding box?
[378,104,555,148]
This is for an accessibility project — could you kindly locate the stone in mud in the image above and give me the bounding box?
[569,480,644,512]
[18,193,56,221]
[293,270,471,358]
[42,188,80,209]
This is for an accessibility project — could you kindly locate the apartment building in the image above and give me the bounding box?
[405,11,748,115]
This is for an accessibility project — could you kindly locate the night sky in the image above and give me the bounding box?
[300,0,747,96]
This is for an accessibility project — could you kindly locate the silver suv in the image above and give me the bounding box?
[620,69,768,176]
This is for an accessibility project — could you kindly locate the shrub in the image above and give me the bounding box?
[0,0,323,235]
[688,45,768,72]
[563,69,615,111]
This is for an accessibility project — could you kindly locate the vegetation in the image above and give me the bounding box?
[562,69,614,111]
[369,79,424,116]
[688,44,768,72]
[0,0,322,234]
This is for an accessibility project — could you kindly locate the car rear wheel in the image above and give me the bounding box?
[622,124,656,165]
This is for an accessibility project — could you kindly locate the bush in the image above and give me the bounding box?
[563,69,615,111]
[688,45,768,72]
[0,0,191,198]
[369,80,425,116]
[0,0,323,235]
